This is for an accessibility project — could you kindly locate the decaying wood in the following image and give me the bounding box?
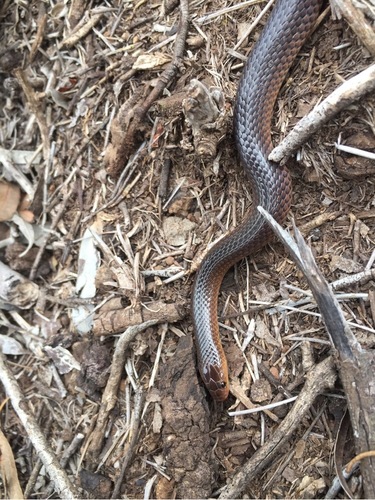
[182,79,226,158]
[258,207,375,497]
[92,300,186,336]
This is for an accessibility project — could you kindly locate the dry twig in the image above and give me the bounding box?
[111,388,145,499]
[14,69,50,162]
[332,0,375,56]
[86,319,162,459]
[59,9,108,49]
[269,64,375,164]
[29,184,75,280]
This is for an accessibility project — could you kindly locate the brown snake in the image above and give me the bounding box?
[192,0,322,401]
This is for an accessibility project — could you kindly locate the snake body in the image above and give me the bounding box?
[192,0,322,401]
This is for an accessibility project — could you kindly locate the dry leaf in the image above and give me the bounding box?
[72,225,100,334]
[162,216,196,246]
[0,182,20,222]
[330,255,363,273]
[0,335,25,355]
[133,53,171,70]
[0,429,24,499]
[44,345,81,374]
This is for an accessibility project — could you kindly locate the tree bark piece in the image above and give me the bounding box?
[92,301,186,336]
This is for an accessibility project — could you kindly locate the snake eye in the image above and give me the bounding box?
[219,381,226,389]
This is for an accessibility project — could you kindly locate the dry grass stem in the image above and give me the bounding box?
[196,0,263,24]
[233,0,275,51]
[228,395,298,416]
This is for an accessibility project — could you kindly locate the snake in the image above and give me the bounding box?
[192,0,322,401]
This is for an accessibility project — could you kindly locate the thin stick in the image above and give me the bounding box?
[333,0,375,56]
[86,319,162,459]
[269,64,375,164]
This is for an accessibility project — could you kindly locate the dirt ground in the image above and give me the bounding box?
[0,0,374,498]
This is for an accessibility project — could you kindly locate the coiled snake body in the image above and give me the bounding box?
[192,0,322,401]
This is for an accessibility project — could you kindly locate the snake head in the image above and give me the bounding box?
[202,364,229,401]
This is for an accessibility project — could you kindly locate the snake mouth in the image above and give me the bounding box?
[209,384,229,402]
